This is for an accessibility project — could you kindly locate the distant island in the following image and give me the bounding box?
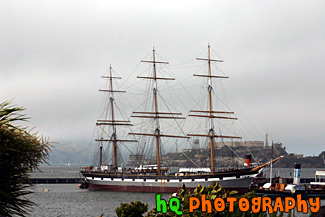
[47,140,325,168]
[127,141,325,169]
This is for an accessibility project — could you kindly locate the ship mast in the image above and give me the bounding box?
[96,65,137,169]
[130,48,189,175]
[188,45,241,174]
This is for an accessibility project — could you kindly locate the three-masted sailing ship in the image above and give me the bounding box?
[80,46,280,193]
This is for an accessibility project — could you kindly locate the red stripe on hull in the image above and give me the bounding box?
[88,183,248,194]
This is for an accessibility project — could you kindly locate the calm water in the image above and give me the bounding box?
[24,166,324,217]
[27,166,166,216]
[29,166,82,178]
[26,184,162,217]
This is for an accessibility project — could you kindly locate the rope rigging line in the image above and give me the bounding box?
[86,46,279,172]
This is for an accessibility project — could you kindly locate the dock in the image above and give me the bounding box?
[26,178,83,184]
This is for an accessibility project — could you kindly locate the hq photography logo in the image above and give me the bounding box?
[155,194,320,215]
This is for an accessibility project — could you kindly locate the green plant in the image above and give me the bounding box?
[0,101,51,216]
[115,201,148,217]
[145,182,284,217]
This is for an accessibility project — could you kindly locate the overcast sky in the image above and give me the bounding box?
[1,0,325,157]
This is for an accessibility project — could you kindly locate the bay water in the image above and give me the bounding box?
[25,166,324,216]
[27,166,165,216]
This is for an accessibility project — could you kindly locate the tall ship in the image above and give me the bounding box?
[80,46,280,193]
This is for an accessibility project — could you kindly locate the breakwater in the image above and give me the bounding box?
[28,177,83,184]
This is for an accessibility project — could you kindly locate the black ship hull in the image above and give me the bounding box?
[81,168,260,194]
